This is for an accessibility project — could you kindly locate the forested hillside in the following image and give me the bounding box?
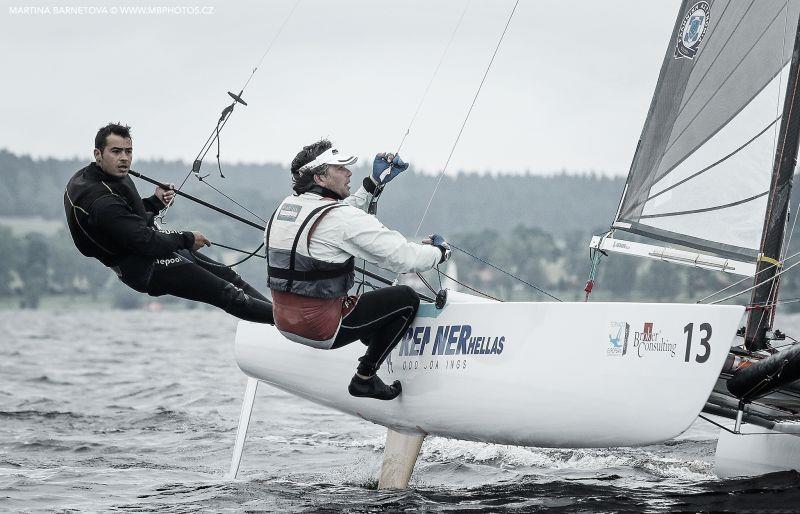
[3,149,797,311]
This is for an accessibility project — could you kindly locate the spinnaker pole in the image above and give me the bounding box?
[745,9,800,351]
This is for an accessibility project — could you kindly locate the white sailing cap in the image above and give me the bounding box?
[298,146,358,172]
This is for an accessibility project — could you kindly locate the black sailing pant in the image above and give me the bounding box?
[331,285,420,376]
[144,250,274,324]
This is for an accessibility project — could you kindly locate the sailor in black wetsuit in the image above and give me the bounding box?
[64,122,273,324]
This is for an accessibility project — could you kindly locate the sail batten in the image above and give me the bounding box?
[615,0,800,261]
[637,191,768,220]
[625,115,781,214]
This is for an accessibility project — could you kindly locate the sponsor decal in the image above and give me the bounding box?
[156,257,183,266]
[276,203,302,222]
[607,321,629,356]
[386,324,505,374]
[674,1,710,60]
[632,322,676,358]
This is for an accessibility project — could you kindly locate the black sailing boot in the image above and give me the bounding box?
[220,284,274,324]
[348,374,402,400]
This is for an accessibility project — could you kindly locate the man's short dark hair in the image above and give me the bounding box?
[290,139,331,194]
[95,122,132,152]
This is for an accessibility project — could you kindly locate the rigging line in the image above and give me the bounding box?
[197,176,269,224]
[210,241,266,258]
[393,0,472,156]
[758,1,792,335]
[449,242,562,302]
[625,116,780,214]
[415,272,438,296]
[637,190,768,219]
[198,242,265,268]
[697,414,798,436]
[759,2,797,334]
[697,414,740,435]
[710,256,800,304]
[435,268,503,301]
[238,0,302,94]
[159,1,301,219]
[412,0,520,238]
[694,248,800,303]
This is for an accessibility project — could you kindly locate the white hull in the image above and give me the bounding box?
[716,423,800,477]
[235,297,743,448]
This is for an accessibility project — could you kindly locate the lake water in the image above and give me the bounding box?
[2,309,800,512]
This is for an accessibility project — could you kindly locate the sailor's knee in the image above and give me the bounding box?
[396,285,420,309]
[220,283,246,309]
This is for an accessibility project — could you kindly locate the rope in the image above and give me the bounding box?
[238,0,302,93]
[695,248,800,303]
[158,0,301,223]
[435,268,503,302]
[394,0,472,157]
[197,176,269,224]
[415,272,439,296]
[584,235,607,301]
[412,0,520,238]
[753,1,793,337]
[203,241,266,268]
[449,242,562,302]
[710,257,800,304]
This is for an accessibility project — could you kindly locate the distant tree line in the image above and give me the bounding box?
[2,149,799,312]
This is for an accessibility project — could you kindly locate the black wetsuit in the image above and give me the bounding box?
[64,163,273,323]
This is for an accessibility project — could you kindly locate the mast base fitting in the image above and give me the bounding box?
[435,289,447,309]
[767,329,786,341]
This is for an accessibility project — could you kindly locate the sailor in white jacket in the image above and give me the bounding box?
[266,139,450,400]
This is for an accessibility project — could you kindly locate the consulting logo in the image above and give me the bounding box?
[674,1,710,60]
[607,321,630,356]
[632,322,676,358]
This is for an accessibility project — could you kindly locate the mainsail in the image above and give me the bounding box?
[613,0,800,262]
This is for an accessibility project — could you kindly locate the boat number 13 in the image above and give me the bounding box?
[683,322,711,363]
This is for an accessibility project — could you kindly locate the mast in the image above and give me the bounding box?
[745,10,800,352]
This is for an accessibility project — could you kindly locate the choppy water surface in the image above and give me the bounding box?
[2,309,800,512]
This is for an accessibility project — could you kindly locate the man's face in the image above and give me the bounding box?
[315,165,352,198]
[94,134,132,178]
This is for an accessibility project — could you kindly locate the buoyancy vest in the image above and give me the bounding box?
[266,193,355,299]
[266,192,358,348]
[64,163,152,267]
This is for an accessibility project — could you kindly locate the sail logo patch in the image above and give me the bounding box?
[607,321,630,356]
[276,203,301,222]
[675,1,709,60]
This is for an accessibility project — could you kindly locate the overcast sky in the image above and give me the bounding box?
[0,0,680,175]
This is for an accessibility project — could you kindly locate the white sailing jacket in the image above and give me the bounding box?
[265,185,441,296]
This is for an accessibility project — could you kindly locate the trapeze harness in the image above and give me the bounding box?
[266,192,359,349]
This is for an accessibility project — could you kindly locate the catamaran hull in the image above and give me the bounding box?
[235,299,743,448]
[716,425,800,477]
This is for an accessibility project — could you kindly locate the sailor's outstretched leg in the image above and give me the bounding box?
[228,377,259,479]
[191,250,271,302]
[378,428,426,489]
[332,286,420,400]
[146,255,274,324]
